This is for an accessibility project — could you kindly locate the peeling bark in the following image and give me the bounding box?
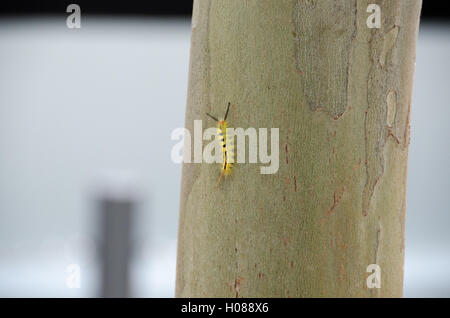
[176,0,422,297]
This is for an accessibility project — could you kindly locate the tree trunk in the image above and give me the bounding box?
[176,0,422,297]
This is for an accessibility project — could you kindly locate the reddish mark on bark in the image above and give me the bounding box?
[285,143,289,164]
[313,105,345,120]
[321,159,362,222]
[282,237,289,247]
[326,189,345,218]
[234,276,245,297]
[293,176,297,192]
[290,261,294,268]
[404,102,412,147]
[258,272,264,279]
[386,126,401,144]
[283,195,286,202]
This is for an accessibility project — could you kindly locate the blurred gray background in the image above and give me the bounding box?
[0,15,448,297]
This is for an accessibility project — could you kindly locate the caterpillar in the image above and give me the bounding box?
[206,102,234,186]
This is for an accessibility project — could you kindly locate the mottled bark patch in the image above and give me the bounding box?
[293,0,357,119]
[363,15,401,216]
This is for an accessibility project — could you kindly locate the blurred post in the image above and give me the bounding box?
[96,171,139,298]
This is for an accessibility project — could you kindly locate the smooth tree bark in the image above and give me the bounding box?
[176,0,422,297]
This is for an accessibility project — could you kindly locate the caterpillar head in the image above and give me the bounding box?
[219,120,227,131]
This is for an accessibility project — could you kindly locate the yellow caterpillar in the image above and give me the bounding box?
[206,102,234,186]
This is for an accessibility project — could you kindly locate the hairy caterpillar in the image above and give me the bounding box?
[206,102,234,186]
